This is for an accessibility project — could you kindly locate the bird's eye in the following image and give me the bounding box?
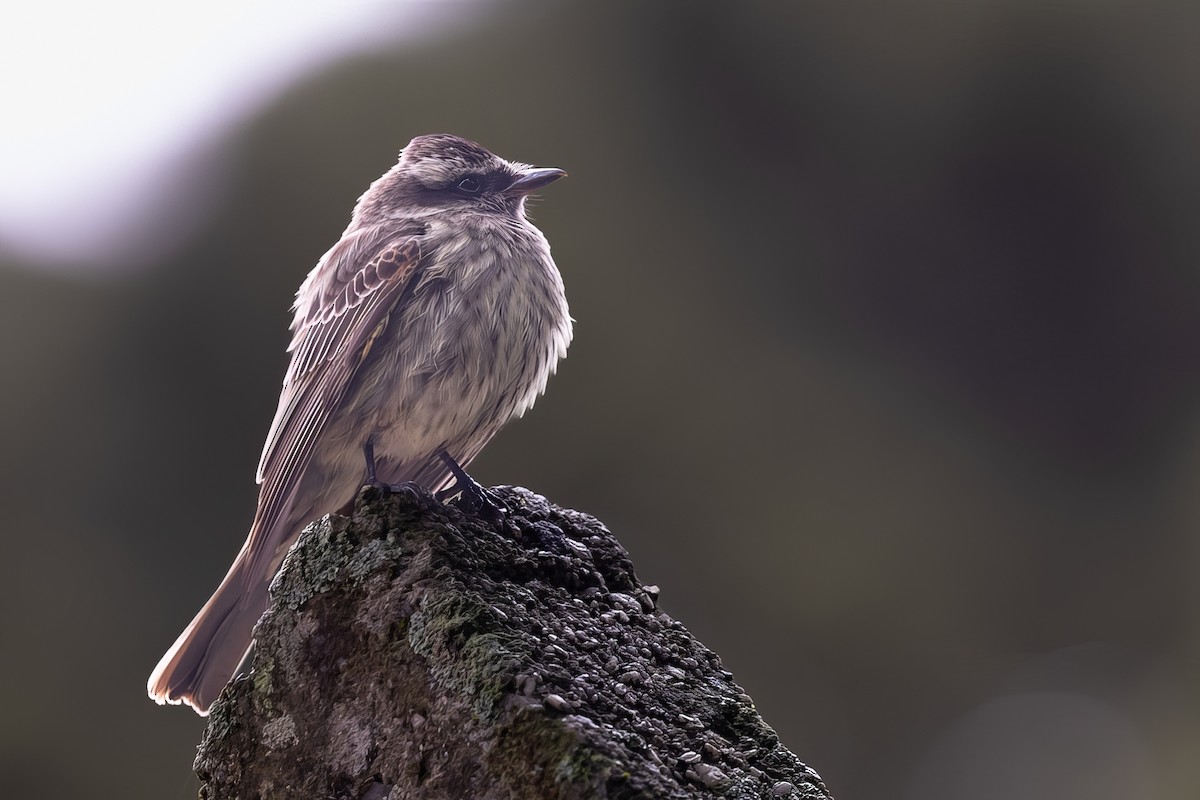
[457,176,482,193]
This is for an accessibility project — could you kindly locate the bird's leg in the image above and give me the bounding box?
[436,450,506,521]
[362,440,422,499]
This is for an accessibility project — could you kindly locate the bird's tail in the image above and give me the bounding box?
[146,534,272,715]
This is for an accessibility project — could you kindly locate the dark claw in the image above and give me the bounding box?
[438,450,507,523]
[361,440,425,502]
[368,478,424,502]
[457,482,508,523]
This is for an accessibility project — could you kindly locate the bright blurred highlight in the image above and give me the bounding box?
[0,0,486,273]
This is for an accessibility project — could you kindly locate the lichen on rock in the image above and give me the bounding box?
[194,486,831,800]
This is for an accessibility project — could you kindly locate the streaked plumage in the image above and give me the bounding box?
[148,135,571,714]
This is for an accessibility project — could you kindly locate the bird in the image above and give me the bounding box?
[147,134,572,714]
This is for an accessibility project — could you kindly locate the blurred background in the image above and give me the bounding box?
[2,1,1198,798]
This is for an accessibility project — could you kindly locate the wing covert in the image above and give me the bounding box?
[252,229,424,535]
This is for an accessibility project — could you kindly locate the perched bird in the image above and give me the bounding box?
[148,134,572,714]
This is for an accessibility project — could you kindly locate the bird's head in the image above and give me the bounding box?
[357,134,565,221]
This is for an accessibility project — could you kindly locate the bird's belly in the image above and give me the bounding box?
[324,281,560,486]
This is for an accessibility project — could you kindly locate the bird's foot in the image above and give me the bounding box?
[437,450,507,524]
[361,441,426,504]
[439,480,508,523]
[366,478,425,502]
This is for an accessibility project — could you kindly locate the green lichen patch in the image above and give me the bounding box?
[407,589,530,720]
[489,707,663,800]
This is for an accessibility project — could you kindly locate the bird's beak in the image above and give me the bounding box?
[508,167,567,194]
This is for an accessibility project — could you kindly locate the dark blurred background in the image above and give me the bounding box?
[3,1,1198,798]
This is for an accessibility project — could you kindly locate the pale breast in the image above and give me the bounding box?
[338,213,571,476]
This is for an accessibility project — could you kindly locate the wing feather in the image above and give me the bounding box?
[251,227,425,542]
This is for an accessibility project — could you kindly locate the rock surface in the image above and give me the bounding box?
[195,486,832,799]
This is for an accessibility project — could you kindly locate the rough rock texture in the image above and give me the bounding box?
[195,486,832,800]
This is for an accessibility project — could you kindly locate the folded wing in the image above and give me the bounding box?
[253,227,426,553]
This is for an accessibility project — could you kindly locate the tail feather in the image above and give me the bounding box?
[148,455,458,715]
[146,549,269,715]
